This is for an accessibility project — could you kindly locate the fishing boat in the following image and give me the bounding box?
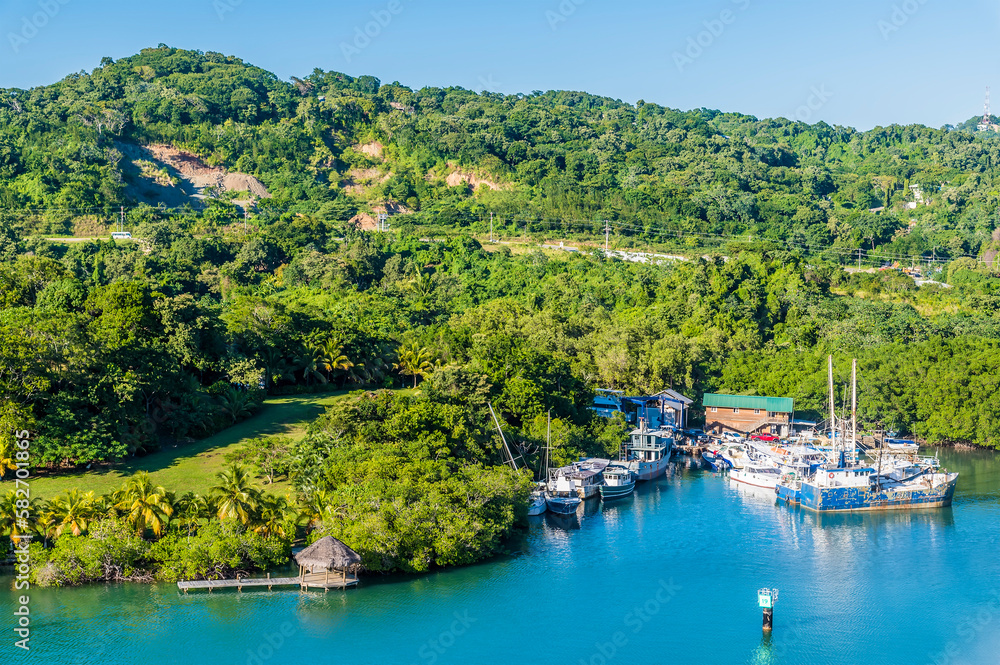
[625,419,674,480]
[600,464,636,499]
[730,463,783,490]
[798,465,959,512]
[789,356,959,512]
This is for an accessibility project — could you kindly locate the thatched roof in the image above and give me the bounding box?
[295,536,361,572]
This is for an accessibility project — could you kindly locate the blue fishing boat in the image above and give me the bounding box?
[798,465,958,512]
[600,464,636,499]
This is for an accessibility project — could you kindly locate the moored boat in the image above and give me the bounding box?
[798,465,959,512]
[548,458,610,499]
[626,420,674,480]
[730,463,782,490]
[528,486,547,515]
[701,448,730,472]
[545,493,582,515]
[600,464,636,499]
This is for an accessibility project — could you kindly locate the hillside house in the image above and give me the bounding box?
[703,394,793,437]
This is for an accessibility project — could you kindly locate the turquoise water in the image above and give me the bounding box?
[8,448,1000,665]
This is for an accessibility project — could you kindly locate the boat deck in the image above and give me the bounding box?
[177,572,359,592]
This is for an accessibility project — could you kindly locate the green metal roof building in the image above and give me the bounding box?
[702,394,793,413]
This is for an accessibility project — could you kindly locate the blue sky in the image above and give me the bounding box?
[0,0,998,130]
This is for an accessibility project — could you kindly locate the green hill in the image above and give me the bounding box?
[3,46,1000,264]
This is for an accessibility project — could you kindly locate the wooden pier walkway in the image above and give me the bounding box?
[177,572,359,593]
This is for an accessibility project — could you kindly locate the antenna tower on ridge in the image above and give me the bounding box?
[978,86,996,131]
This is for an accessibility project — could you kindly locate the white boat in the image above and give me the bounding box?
[528,486,547,515]
[730,463,783,490]
[885,438,919,452]
[548,458,610,499]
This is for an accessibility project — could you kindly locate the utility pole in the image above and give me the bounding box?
[857,248,862,269]
[120,206,125,233]
[378,212,388,233]
[490,212,494,243]
[604,220,610,253]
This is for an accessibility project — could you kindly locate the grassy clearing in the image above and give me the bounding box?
[8,392,350,501]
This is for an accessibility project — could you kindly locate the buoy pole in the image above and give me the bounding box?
[757,588,778,633]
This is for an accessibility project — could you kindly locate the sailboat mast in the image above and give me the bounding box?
[488,402,517,471]
[828,355,836,459]
[851,359,857,465]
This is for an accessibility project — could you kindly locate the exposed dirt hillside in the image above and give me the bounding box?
[119,143,271,207]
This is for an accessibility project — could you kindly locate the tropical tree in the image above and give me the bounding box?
[0,490,31,543]
[218,387,254,424]
[293,344,326,385]
[313,338,354,384]
[252,494,294,537]
[210,464,262,525]
[114,472,174,537]
[47,489,97,537]
[393,342,434,388]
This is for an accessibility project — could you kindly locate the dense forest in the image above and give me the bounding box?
[5,47,1000,580]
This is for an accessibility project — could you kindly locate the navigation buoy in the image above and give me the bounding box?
[757,588,778,632]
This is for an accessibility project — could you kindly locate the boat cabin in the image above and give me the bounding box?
[813,467,874,488]
[627,424,673,461]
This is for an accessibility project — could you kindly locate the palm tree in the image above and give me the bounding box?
[47,490,97,537]
[293,344,327,385]
[218,387,253,424]
[252,494,294,538]
[314,338,354,384]
[259,347,295,389]
[0,436,17,480]
[298,489,332,528]
[409,267,434,297]
[114,472,174,537]
[393,342,434,388]
[0,490,30,543]
[210,464,262,525]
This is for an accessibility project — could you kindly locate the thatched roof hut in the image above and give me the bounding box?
[294,536,361,573]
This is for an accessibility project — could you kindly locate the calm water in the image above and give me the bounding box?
[8,448,1000,665]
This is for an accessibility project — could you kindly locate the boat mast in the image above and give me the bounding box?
[544,409,551,482]
[488,402,518,471]
[828,355,837,463]
[851,359,857,466]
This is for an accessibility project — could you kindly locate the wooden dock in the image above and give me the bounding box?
[177,572,359,593]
